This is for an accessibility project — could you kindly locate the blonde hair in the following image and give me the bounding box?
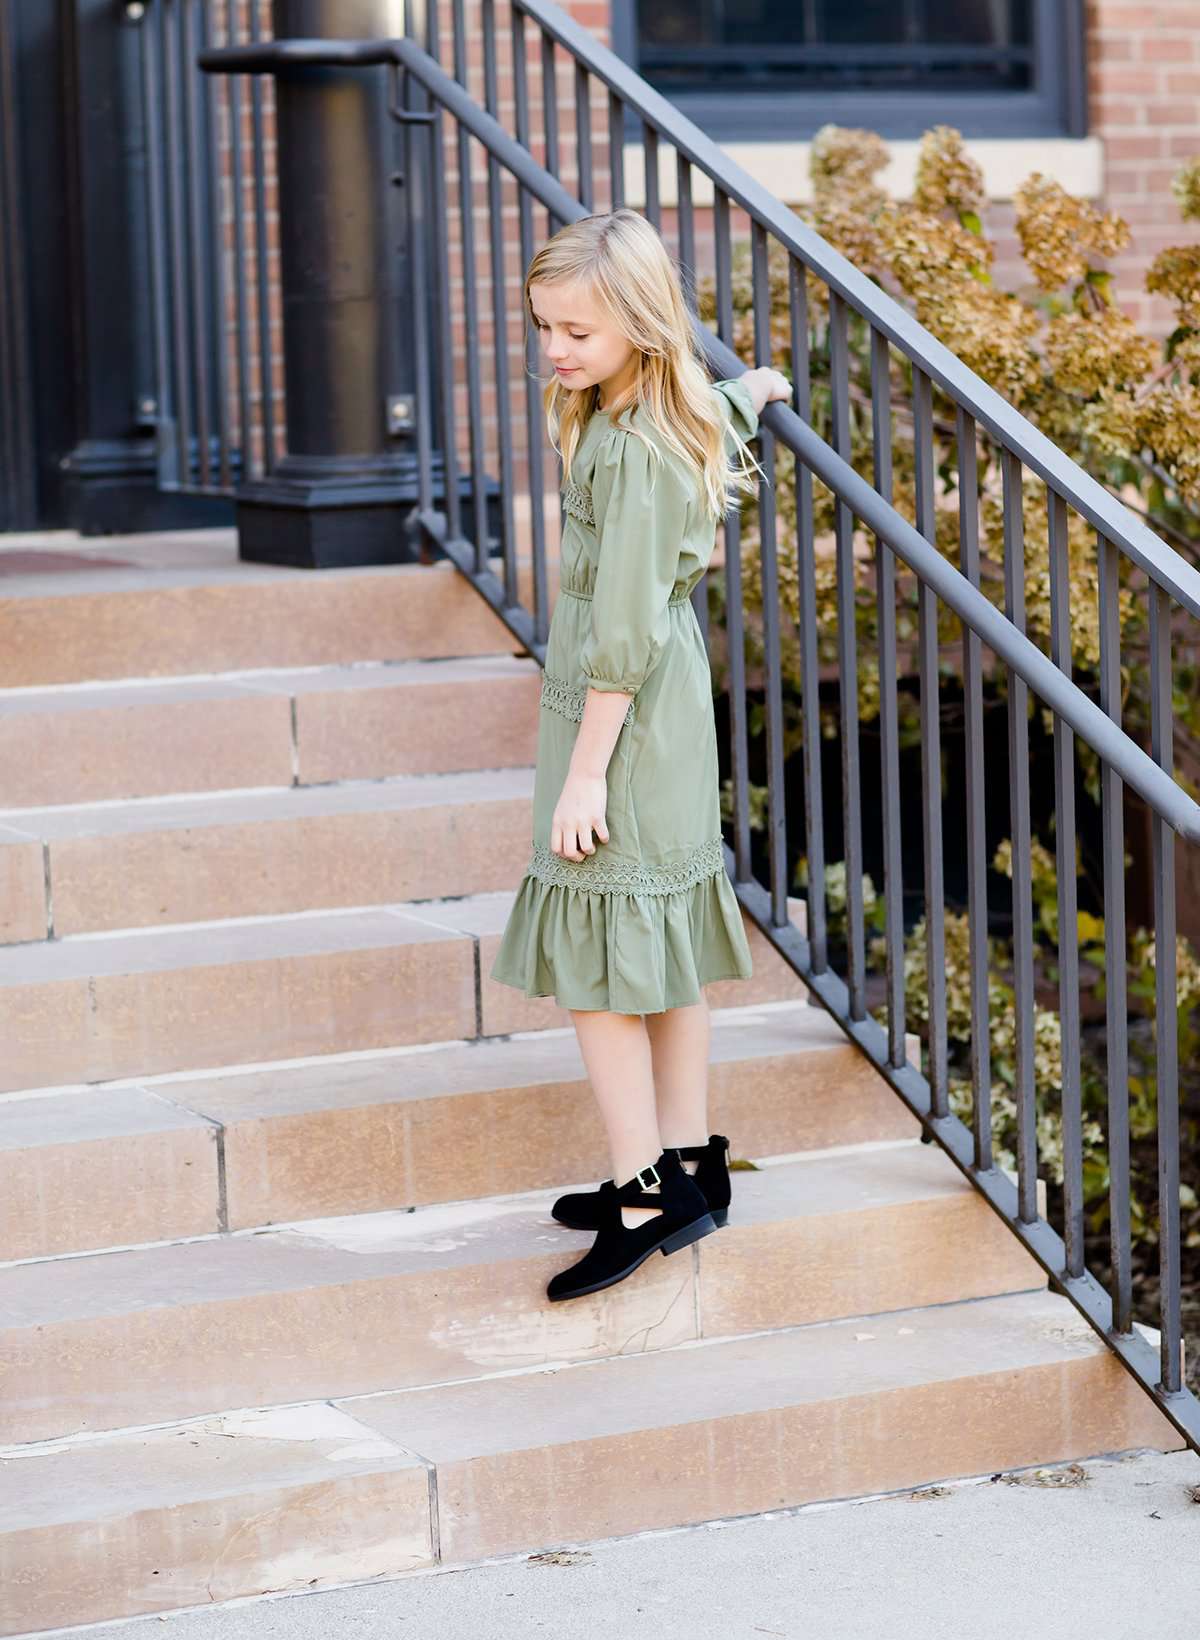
[523,209,764,522]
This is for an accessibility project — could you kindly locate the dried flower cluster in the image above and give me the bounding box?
[1013,173,1131,293]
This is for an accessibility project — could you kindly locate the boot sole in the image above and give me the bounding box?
[546,1211,718,1302]
[552,1203,729,1232]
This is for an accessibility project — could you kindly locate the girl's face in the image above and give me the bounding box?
[527,279,638,406]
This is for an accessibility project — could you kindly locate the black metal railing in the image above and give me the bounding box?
[136,0,281,492]
[189,1,1200,1448]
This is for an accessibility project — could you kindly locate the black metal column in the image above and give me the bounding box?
[234,0,425,567]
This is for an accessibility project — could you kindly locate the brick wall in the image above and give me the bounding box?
[1088,0,1200,330]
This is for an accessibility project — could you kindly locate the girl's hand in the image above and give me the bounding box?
[740,366,792,414]
[551,771,610,862]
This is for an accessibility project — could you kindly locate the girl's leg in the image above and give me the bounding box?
[569,1008,664,1227]
[643,994,711,1174]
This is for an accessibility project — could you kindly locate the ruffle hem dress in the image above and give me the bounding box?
[488,376,760,1014]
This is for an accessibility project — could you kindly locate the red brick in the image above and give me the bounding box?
[1094,6,1162,28]
[1147,100,1200,124]
[1103,134,1168,159]
[1092,66,1162,93]
[1165,70,1200,92]
[1140,35,1197,62]
[1092,95,1148,124]
[1092,34,1135,61]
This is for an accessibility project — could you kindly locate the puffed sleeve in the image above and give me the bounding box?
[711,375,759,447]
[579,428,693,698]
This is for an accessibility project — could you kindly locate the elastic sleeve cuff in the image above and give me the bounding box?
[712,375,760,441]
[582,675,639,695]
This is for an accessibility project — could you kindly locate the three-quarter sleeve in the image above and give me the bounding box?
[579,428,692,698]
[711,375,760,447]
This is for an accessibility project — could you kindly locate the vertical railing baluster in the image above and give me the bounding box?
[791,256,826,972]
[752,222,787,928]
[676,152,695,311]
[608,89,624,208]
[1002,448,1038,1223]
[1098,531,1132,1334]
[452,0,488,571]
[399,25,433,514]
[181,0,212,487]
[642,119,660,230]
[195,0,231,489]
[1048,489,1083,1276]
[957,407,991,1168]
[913,366,947,1112]
[227,1,252,481]
[574,59,593,210]
[828,290,865,1017]
[247,1,276,474]
[137,0,178,486]
[540,26,561,233]
[715,187,751,886]
[511,3,548,639]
[482,0,516,601]
[679,153,701,639]
[871,327,904,1064]
[424,0,462,545]
[1149,580,1182,1393]
[161,0,194,485]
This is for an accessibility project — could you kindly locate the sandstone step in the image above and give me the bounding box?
[0,1289,1180,1634]
[2,766,536,938]
[1,1002,907,1253]
[1,1139,1046,1445]
[0,1403,434,1636]
[337,1286,1182,1562]
[0,1086,221,1262]
[0,883,811,1095]
[0,904,478,1094]
[0,655,539,811]
[0,546,534,688]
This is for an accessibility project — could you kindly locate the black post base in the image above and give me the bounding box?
[235,466,504,569]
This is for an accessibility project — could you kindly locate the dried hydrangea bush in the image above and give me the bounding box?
[704,128,1200,1360]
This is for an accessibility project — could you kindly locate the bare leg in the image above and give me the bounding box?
[644,994,711,1175]
[569,1008,664,1227]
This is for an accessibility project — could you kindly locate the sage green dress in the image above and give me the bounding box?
[489,376,759,1014]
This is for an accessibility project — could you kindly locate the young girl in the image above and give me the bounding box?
[488,208,792,1303]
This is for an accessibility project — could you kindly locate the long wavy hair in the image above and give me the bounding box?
[523,209,764,522]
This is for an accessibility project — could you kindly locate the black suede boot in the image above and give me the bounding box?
[550,1134,732,1231]
[546,1148,717,1302]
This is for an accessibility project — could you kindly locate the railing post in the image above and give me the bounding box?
[235,0,430,567]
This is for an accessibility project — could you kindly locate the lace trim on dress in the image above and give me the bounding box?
[527,835,726,896]
[562,479,595,529]
[541,669,636,728]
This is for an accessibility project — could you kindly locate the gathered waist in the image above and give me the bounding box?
[560,584,692,606]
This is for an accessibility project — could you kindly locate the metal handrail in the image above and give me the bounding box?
[200,29,1200,845]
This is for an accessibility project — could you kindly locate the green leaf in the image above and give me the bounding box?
[1077,910,1105,944]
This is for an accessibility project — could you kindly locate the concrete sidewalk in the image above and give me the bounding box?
[18,1445,1200,1640]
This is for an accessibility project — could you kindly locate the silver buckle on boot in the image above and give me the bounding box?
[635,1162,661,1191]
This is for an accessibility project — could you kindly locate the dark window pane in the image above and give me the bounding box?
[636,0,1033,95]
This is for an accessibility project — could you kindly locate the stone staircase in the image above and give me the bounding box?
[0,532,1182,1636]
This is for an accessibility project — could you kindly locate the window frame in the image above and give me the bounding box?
[610,0,1088,142]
